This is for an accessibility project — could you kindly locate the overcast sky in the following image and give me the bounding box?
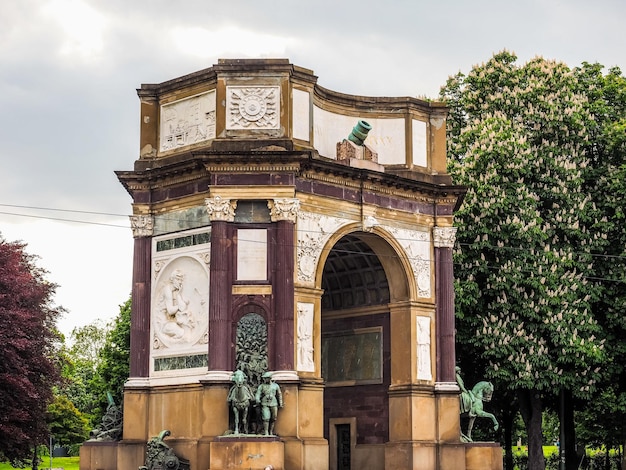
[1,0,624,337]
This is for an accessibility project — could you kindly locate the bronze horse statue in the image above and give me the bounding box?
[227,370,255,435]
[460,381,499,442]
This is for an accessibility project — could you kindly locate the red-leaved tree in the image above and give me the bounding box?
[0,235,64,464]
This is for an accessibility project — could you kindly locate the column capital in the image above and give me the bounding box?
[129,215,153,238]
[205,195,237,222]
[433,226,457,248]
[268,198,300,223]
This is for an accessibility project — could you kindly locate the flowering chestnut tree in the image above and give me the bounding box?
[572,63,626,461]
[441,51,606,470]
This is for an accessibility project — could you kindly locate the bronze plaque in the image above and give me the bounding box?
[322,327,382,386]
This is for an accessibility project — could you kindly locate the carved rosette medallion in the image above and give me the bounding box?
[268,198,300,223]
[433,226,458,248]
[226,86,279,129]
[385,226,431,298]
[130,215,154,238]
[296,211,350,284]
[204,196,237,222]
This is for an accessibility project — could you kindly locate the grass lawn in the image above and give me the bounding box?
[0,457,79,470]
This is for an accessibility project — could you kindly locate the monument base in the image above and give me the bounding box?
[210,437,284,470]
[79,440,118,470]
[465,442,504,470]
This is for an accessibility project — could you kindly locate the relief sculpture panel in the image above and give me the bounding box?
[160,90,216,152]
[151,255,209,352]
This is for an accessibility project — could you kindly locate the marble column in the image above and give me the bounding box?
[269,198,299,371]
[433,226,458,384]
[129,215,153,378]
[205,196,237,374]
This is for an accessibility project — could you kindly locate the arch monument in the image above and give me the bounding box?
[80,59,502,470]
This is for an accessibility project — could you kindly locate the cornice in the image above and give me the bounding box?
[117,151,466,208]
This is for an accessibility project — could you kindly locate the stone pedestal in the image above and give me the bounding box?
[79,441,119,470]
[465,442,504,470]
[210,437,284,470]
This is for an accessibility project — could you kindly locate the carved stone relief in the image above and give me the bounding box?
[416,316,432,381]
[384,226,431,298]
[151,255,209,351]
[160,90,216,152]
[296,211,351,284]
[296,302,315,372]
[226,86,280,129]
[235,313,268,390]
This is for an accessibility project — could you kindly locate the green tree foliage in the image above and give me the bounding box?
[46,395,90,448]
[0,235,64,464]
[69,320,109,367]
[59,321,110,426]
[91,298,131,423]
[572,63,626,461]
[441,51,607,470]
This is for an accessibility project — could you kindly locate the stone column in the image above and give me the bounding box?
[268,198,299,372]
[433,226,458,384]
[205,196,237,376]
[433,226,463,453]
[128,215,153,378]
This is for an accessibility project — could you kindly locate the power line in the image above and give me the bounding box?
[0,203,127,218]
[1,204,625,285]
[0,211,129,229]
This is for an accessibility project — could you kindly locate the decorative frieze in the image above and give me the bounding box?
[130,215,154,238]
[268,198,300,223]
[226,86,280,130]
[205,196,237,222]
[433,226,457,248]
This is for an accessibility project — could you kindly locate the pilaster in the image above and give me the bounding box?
[433,226,457,383]
[129,215,153,378]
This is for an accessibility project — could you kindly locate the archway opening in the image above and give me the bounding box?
[321,232,398,469]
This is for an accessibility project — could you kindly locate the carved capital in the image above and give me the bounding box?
[268,198,300,223]
[129,215,153,238]
[205,196,237,222]
[433,226,457,248]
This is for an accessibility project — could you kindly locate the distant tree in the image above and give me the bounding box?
[59,321,110,425]
[91,298,131,423]
[0,235,64,464]
[441,51,606,470]
[69,320,109,367]
[46,395,90,449]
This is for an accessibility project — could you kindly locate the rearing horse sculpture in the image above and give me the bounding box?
[227,370,255,435]
[459,381,499,442]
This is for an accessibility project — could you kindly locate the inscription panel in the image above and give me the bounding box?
[322,327,382,386]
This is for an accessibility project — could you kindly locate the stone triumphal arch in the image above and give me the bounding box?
[80,59,502,470]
